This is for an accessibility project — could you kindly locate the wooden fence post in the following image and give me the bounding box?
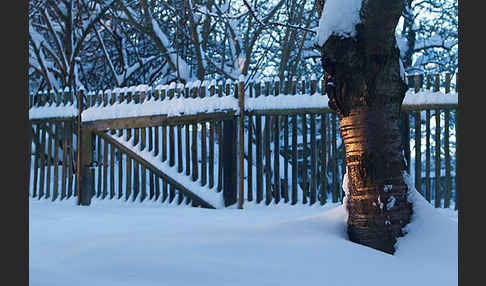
[425,74,431,202]
[273,78,281,204]
[434,73,441,207]
[76,89,93,205]
[237,77,245,209]
[223,82,237,207]
[444,73,452,208]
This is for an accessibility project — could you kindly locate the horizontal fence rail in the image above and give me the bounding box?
[28,73,458,210]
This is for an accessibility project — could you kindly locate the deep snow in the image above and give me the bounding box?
[29,175,457,286]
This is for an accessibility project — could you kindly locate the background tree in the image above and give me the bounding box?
[29,0,116,94]
[398,0,457,77]
[29,0,325,91]
[29,0,457,92]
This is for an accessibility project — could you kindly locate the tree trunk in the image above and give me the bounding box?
[341,105,412,254]
[316,0,413,254]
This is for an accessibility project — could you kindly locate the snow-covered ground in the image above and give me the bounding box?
[29,179,457,286]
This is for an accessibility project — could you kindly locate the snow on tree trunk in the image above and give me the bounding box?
[316,0,413,254]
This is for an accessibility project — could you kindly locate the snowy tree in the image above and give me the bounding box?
[397,0,458,77]
[86,4,161,88]
[28,0,456,93]
[29,0,330,91]
[28,0,330,91]
[316,0,413,254]
[111,0,291,83]
[29,0,117,94]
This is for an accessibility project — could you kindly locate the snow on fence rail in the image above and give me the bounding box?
[82,95,238,122]
[29,74,457,121]
[29,102,78,120]
[28,72,458,210]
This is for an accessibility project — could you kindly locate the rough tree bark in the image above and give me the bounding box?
[316,0,413,254]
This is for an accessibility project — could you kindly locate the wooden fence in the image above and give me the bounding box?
[28,73,458,209]
[406,73,458,209]
[29,119,77,201]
